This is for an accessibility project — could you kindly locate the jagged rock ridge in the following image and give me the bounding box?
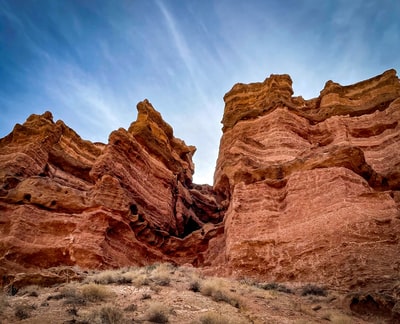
[1,70,399,309]
[0,100,223,282]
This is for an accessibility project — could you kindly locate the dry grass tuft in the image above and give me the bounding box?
[189,279,201,292]
[132,274,151,287]
[19,285,40,297]
[124,303,137,312]
[80,283,113,302]
[301,284,327,297]
[256,282,293,294]
[145,302,170,323]
[141,292,152,300]
[198,311,232,324]
[86,305,126,324]
[200,278,242,308]
[150,263,175,286]
[0,265,362,323]
[84,269,134,285]
[47,284,86,306]
[14,303,35,320]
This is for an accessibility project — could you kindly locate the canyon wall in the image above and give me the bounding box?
[212,69,400,292]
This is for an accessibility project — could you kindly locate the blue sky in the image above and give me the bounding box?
[1,0,399,184]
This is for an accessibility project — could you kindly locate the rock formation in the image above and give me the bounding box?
[1,69,400,313]
[212,69,400,295]
[0,100,223,283]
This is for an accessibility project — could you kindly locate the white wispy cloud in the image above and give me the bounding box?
[40,60,130,142]
[155,0,195,78]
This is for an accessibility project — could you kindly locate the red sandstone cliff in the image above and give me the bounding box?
[211,69,400,294]
[1,70,399,304]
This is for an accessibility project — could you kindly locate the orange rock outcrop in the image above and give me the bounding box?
[1,69,399,307]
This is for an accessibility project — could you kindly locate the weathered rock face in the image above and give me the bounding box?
[212,69,400,292]
[0,100,223,279]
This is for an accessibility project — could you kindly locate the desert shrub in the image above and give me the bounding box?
[199,311,231,324]
[145,263,158,273]
[81,283,112,302]
[257,282,293,294]
[301,284,327,297]
[150,285,162,293]
[64,293,87,306]
[212,289,240,308]
[141,292,152,300]
[117,275,134,284]
[145,302,170,323]
[90,270,121,284]
[200,278,222,297]
[124,303,137,312]
[66,305,79,316]
[14,303,34,320]
[200,278,241,308]
[84,269,133,285]
[47,293,65,301]
[119,265,139,273]
[152,274,170,286]
[99,306,125,324]
[19,285,40,297]
[48,285,86,305]
[132,274,150,287]
[86,305,126,324]
[189,280,201,292]
[151,263,174,286]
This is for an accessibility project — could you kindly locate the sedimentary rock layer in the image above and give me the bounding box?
[212,69,400,292]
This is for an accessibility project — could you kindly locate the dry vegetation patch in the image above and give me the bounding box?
[0,264,375,323]
[198,311,237,324]
[200,277,242,308]
[80,283,113,302]
[85,304,126,324]
[144,301,171,323]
